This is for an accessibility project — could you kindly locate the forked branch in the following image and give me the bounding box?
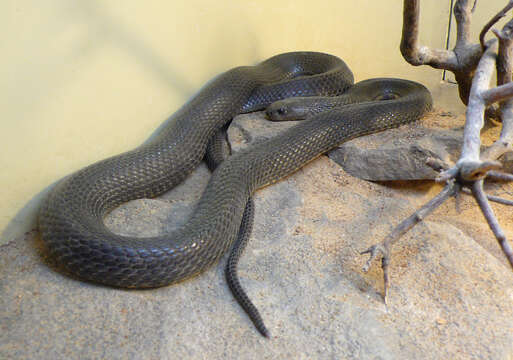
[361,182,460,302]
[401,0,483,105]
[363,0,513,302]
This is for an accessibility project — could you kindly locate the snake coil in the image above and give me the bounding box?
[39,52,432,289]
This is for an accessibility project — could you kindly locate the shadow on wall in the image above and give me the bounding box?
[2,0,262,245]
[7,0,195,115]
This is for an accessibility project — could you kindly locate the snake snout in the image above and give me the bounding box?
[266,99,307,121]
[266,104,289,121]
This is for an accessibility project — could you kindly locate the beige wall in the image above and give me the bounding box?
[0,0,503,244]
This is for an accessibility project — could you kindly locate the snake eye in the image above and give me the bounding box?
[277,108,287,115]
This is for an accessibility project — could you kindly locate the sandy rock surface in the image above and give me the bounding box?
[2,109,513,359]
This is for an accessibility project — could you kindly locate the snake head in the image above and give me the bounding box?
[266,98,310,121]
[266,103,289,121]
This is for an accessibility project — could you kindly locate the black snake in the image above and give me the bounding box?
[38,52,432,328]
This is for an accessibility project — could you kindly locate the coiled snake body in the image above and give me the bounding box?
[39,52,432,289]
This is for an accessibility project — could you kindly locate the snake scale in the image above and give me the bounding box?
[39,52,432,296]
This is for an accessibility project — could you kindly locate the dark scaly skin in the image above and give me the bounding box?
[266,78,414,121]
[38,53,432,294]
[38,52,354,288]
[204,124,231,173]
[204,115,268,336]
[224,198,271,337]
[204,119,267,336]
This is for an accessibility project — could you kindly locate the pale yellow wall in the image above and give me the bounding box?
[0,0,502,244]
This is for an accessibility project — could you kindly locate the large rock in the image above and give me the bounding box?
[328,127,462,180]
[2,110,513,359]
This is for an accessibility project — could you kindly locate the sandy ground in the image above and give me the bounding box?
[1,106,512,359]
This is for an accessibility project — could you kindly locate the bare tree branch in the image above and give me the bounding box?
[462,187,513,205]
[481,19,513,160]
[436,41,503,182]
[472,180,513,268]
[364,0,513,301]
[454,0,476,47]
[400,0,489,105]
[479,0,513,50]
[461,41,498,162]
[487,170,513,181]
[482,82,513,105]
[400,0,460,69]
[361,182,460,303]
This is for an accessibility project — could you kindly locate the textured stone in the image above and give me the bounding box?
[328,128,463,181]
[227,111,298,153]
[2,110,513,359]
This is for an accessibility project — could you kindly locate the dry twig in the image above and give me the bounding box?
[361,182,460,303]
